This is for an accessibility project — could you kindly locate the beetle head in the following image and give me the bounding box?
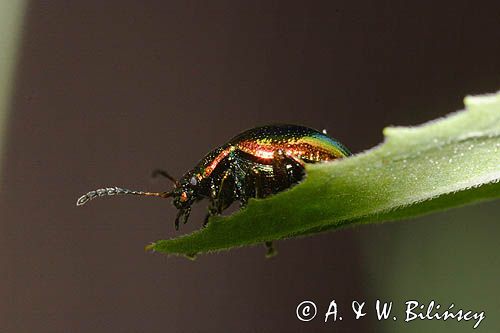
[172,174,200,209]
[172,183,195,209]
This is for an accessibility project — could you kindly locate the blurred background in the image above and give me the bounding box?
[0,1,499,332]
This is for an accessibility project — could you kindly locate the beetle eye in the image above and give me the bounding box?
[180,191,188,202]
[190,176,197,186]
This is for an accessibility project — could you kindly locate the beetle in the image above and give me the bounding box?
[76,124,351,256]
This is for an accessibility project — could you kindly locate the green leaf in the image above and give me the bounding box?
[147,92,500,258]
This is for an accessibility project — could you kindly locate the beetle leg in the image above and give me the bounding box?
[272,149,305,190]
[216,169,234,208]
[174,207,192,230]
[262,150,305,257]
[204,169,234,227]
[245,166,279,257]
[265,241,277,258]
[232,170,246,206]
[272,149,287,180]
[182,206,191,225]
[272,150,291,190]
[203,179,218,227]
[250,167,263,199]
[237,190,247,207]
[221,151,246,207]
[203,203,220,227]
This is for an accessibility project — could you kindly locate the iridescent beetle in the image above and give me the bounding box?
[76,124,351,256]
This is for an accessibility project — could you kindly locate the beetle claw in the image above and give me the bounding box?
[265,241,277,258]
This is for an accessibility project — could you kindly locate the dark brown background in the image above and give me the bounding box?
[1,1,499,332]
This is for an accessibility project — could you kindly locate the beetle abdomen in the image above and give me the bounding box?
[230,124,350,163]
[197,125,349,177]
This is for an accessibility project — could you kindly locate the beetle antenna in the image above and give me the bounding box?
[76,186,172,206]
[151,169,180,187]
